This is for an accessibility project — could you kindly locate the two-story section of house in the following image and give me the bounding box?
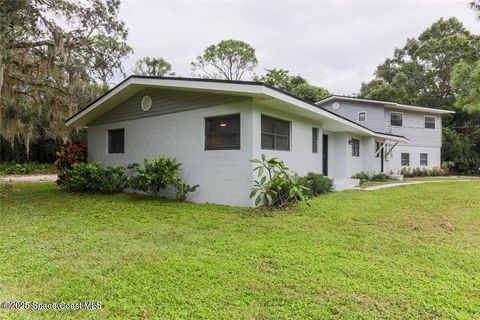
[316,96,454,173]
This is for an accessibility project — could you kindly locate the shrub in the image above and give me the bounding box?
[441,161,455,174]
[0,163,55,175]
[55,142,87,185]
[352,171,371,184]
[301,172,333,196]
[401,166,447,178]
[127,157,198,200]
[250,154,310,208]
[371,172,389,181]
[62,162,127,193]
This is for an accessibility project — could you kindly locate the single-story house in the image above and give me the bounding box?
[66,76,442,207]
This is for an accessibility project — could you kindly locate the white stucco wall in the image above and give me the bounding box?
[88,100,255,207]
[385,145,441,172]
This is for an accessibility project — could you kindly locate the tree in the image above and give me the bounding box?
[360,17,480,109]
[132,57,175,77]
[291,83,330,103]
[88,35,133,87]
[0,0,131,156]
[191,40,258,80]
[256,69,306,92]
[451,60,480,113]
[256,68,330,102]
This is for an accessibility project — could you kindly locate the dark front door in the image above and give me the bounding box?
[380,145,384,173]
[322,134,328,176]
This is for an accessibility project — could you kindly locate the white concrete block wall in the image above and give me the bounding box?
[86,94,415,207]
[251,104,323,177]
[88,101,255,207]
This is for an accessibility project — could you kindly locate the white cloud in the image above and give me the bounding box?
[118,0,480,94]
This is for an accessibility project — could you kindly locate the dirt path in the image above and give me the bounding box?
[0,174,57,183]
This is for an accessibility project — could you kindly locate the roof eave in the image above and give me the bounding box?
[65,77,410,143]
[316,95,455,115]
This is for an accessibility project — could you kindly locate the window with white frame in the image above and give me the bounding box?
[108,128,125,154]
[424,116,436,129]
[351,138,360,157]
[358,111,366,122]
[390,112,403,127]
[420,153,428,166]
[261,115,290,151]
[401,153,410,166]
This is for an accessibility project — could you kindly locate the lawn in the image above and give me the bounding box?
[1,182,479,319]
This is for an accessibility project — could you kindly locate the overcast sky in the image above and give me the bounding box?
[118,0,480,95]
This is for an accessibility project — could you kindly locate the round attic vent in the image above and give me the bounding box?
[141,95,152,111]
[332,102,341,110]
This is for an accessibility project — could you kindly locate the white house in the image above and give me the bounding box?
[66,76,450,207]
[316,96,454,172]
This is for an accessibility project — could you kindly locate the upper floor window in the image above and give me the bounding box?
[358,111,366,122]
[108,128,125,154]
[390,112,403,127]
[420,153,428,166]
[312,128,319,153]
[350,138,360,157]
[401,153,410,166]
[424,116,436,129]
[205,114,240,150]
[261,115,290,151]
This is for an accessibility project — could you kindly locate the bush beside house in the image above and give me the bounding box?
[299,172,333,196]
[62,162,127,193]
[127,158,199,201]
[250,154,333,208]
[55,142,88,185]
[60,155,198,201]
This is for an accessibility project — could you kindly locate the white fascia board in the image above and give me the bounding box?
[65,78,264,127]
[371,133,410,144]
[384,102,455,115]
[66,78,134,126]
[66,78,409,143]
[260,87,408,140]
[316,96,454,115]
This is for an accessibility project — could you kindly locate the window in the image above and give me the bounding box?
[205,114,240,150]
[420,153,428,166]
[391,112,403,127]
[401,153,410,166]
[261,115,290,151]
[425,116,436,129]
[351,138,360,157]
[375,142,381,158]
[108,129,125,154]
[312,128,319,153]
[358,111,366,122]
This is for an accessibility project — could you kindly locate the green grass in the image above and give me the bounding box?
[1,182,480,319]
